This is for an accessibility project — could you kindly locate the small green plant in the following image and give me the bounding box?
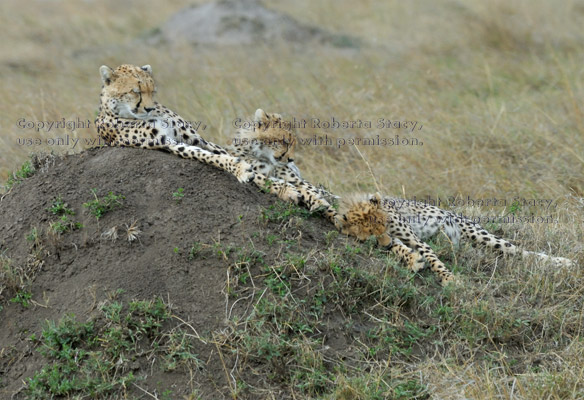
[263,265,291,297]
[261,201,312,223]
[46,197,82,234]
[344,244,363,256]
[26,227,39,242]
[106,288,126,300]
[162,330,202,372]
[188,242,202,260]
[236,248,265,266]
[49,216,82,234]
[5,160,35,189]
[287,254,306,269]
[83,189,125,219]
[266,234,278,245]
[47,196,75,215]
[100,301,123,323]
[509,200,522,215]
[10,290,32,307]
[324,230,339,246]
[262,179,273,193]
[213,242,235,259]
[172,187,185,203]
[393,379,429,399]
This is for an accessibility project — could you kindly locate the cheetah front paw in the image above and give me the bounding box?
[235,161,255,183]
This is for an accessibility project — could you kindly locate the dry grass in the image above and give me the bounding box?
[1,0,583,398]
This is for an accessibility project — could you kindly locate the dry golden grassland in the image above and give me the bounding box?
[1,0,583,398]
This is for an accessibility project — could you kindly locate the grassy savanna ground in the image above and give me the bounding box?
[1,0,583,398]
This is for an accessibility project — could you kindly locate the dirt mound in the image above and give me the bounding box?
[151,0,359,48]
[2,147,579,399]
[0,147,405,399]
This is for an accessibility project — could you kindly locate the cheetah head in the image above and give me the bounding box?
[238,109,297,166]
[99,64,157,119]
[336,193,391,246]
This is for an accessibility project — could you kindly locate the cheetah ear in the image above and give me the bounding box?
[141,65,153,75]
[254,109,269,125]
[369,192,382,205]
[99,65,114,85]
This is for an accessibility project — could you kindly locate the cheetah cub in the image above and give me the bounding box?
[336,193,574,286]
[226,109,337,221]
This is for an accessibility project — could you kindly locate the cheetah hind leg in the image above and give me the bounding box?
[387,238,426,273]
[456,218,575,267]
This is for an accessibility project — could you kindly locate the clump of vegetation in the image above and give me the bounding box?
[261,201,312,223]
[46,196,82,234]
[46,196,75,216]
[172,187,185,203]
[208,240,434,399]
[49,216,83,234]
[1,248,42,306]
[1,228,46,305]
[4,160,35,190]
[83,189,125,219]
[25,297,202,399]
[188,242,202,260]
[26,227,39,243]
[10,290,32,308]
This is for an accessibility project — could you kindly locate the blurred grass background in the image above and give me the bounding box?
[1,0,583,205]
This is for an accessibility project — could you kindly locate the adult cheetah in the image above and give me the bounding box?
[96,64,256,184]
